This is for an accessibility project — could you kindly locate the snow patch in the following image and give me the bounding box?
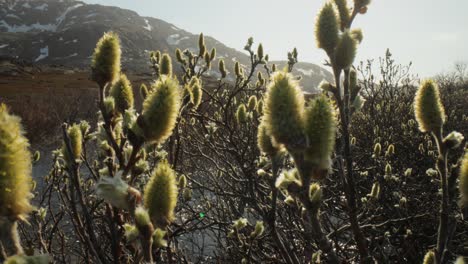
[171,26,179,31]
[56,3,83,29]
[35,46,49,62]
[22,2,31,8]
[0,20,56,32]
[85,12,97,18]
[166,34,189,45]
[34,3,48,11]
[6,14,20,19]
[296,68,315,77]
[0,44,9,49]
[143,19,152,31]
[0,3,82,33]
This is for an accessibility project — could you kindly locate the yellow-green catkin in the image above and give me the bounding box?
[303,96,336,178]
[219,59,227,78]
[248,95,258,111]
[315,3,340,54]
[236,104,247,124]
[140,83,149,100]
[373,142,381,158]
[257,121,281,156]
[198,33,206,57]
[334,31,357,70]
[210,48,216,61]
[175,48,184,64]
[263,71,305,146]
[333,0,350,29]
[423,250,435,264]
[144,161,178,227]
[414,80,445,133]
[63,124,83,165]
[351,28,363,43]
[109,74,134,114]
[0,105,34,218]
[459,152,468,207]
[159,53,173,77]
[250,221,265,239]
[234,61,242,78]
[257,43,264,60]
[309,183,323,203]
[91,32,121,87]
[133,76,180,144]
[190,80,202,109]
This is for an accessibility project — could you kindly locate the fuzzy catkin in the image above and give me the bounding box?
[91,32,121,87]
[414,80,445,133]
[263,71,305,146]
[303,96,336,177]
[109,74,134,114]
[133,76,181,144]
[315,3,340,54]
[144,161,178,227]
[0,105,33,218]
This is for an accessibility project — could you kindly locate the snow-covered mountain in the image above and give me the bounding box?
[0,0,332,91]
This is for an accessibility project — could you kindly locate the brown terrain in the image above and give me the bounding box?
[0,58,152,145]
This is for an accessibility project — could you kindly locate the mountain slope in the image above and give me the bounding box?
[0,0,332,91]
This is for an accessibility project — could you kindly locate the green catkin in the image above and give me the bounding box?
[198,33,206,57]
[109,74,134,114]
[234,62,242,78]
[132,76,180,144]
[236,104,247,124]
[250,221,265,238]
[248,95,258,111]
[175,48,184,64]
[257,43,264,60]
[459,152,468,207]
[333,0,350,29]
[263,71,305,146]
[103,96,115,116]
[159,53,173,77]
[219,59,227,78]
[303,96,336,178]
[140,83,149,100]
[413,80,445,133]
[191,81,202,109]
[256,100,264,114]
[315,3,340,54]
[210,48,216,61]
[134,206,151,228]
[257,121,281,156]
[153,228,168,248]
[309,183,323,203]
[422,250,435,264]
[63,124,83,165]
[369,182,380,200]
[178,174,187,189]
[349,69,359,99]
[373,142,381,158]
[0,105,34,218]
[386,144,395,156]
[91,32,121,87]
[351,28,363,43]
[144,161,178,227]
[334,31,357,70]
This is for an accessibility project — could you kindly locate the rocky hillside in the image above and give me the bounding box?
[0,0,332,91]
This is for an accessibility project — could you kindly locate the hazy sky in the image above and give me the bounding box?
[82,0,468,77]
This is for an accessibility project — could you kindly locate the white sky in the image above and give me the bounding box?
[82,0,468,77]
